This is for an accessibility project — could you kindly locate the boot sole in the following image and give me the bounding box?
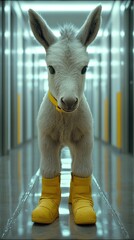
[74,217,96,225]
[32,213,59,224]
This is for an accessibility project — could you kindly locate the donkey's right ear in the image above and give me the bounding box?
[28,9,57,50]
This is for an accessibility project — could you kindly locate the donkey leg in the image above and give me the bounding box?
[32,135,61,224]
[69,135,96,225]
[71,134,93,177]
[39,135,61,178]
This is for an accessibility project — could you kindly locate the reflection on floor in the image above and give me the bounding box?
[0,139,133,239]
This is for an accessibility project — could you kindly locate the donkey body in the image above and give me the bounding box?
[29,6,102,225]
[38,85,93,178]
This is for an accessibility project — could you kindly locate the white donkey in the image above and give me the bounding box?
[28,5,102,225]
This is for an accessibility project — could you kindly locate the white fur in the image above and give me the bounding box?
[28,6,102,178]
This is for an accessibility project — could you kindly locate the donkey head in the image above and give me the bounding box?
[28,6,102,112]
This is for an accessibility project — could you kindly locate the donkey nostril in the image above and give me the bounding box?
[61,97,68,107]
[61,97,65,104]
[75,98,78,104]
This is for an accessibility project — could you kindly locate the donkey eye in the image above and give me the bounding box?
[48,65,55,74]
[81,66,88,75]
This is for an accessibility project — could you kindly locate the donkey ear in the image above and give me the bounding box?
[77,5,102,47]
[28,9,57,50]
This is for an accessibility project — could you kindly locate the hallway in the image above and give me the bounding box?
[0,139,133,239]
[0,1,134,239]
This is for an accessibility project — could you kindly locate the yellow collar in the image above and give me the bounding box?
[48,91,65,113]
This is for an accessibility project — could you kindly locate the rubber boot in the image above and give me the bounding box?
[32,175,61,224]
[69,175,96,225]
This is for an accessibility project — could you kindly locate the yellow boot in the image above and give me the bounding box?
[32,175,61,224]
[69,175,96,225]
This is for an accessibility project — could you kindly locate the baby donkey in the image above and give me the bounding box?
[28,5,102,225]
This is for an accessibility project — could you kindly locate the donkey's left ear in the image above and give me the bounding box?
[77,5,102,47]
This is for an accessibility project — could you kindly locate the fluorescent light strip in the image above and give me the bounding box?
[21,1,112,12]
[30,29,103,38]
[25,46,106,55]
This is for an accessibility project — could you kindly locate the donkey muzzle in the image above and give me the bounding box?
[60,97,78,112]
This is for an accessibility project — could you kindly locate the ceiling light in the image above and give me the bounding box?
[21,1,112,12]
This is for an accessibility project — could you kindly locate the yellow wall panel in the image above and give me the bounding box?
[116,92,122,149]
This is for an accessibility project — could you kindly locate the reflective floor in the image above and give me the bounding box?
[0,139,133,239]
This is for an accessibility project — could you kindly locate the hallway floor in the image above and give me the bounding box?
[0,139,133,239]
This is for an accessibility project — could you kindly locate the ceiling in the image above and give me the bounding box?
[19,1,114,39]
